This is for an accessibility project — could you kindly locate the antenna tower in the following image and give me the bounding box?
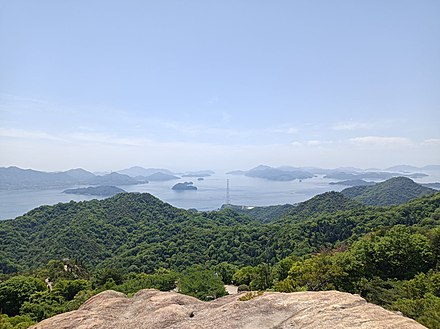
[226,179,230,205]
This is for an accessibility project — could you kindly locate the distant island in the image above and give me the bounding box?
[172,182,197,191]
[227,165,313,181]
[63,186,126,197]
[324,171,428,180]
[182,170,215,177]
[340,177,436,206]
[329,179,376,187]
[144,172,180,181]
[422,182,440,190]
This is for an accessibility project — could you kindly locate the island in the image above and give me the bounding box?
[144,172,180,181]
[227,165,313,181]
[63,186,126,197]
[329,179,376,187]
[182,170,215,177]
[171,182,197,191]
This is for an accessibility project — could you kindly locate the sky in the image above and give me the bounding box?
[0,0,439,172]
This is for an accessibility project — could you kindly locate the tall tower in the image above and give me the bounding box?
[226,179,230,205]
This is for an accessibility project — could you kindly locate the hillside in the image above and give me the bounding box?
[341,177,436,206]
[1,191,439,275]
[284,191,364,219]
[221,203,295,223]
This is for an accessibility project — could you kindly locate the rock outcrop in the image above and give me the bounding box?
[31,289,426,329]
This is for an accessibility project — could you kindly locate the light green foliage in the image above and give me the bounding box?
[347,225,433,280]
[113,270,177,294]
[276,253,345,292]
[392,294,440,329]
[271,256,297,284]
[232,266,254,286]
[178,267,226,301]
[238,291,264,301]
[0,314,34,329]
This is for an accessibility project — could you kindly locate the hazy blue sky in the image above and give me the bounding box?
[1,0,439,171]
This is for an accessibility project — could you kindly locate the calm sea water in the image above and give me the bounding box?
[1,172,439,220]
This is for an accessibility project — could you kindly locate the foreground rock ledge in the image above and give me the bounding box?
[31,289,426,329]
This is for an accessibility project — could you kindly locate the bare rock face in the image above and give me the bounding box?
[31,289,426,329]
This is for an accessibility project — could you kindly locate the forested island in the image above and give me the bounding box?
[63,186,126,197]
[171,182,197,190]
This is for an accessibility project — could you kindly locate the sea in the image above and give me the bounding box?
[1,172,439,221]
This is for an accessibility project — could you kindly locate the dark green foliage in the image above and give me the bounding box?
[53,280,88,301]
[213,262,238,284]
[284,191,364,219]
[1,192,440,276]
[341,177,436,206]
[0,276,46,316]
[91,268,124,289]
[19,291,65,321]
[221,204,295,223]
[250,263,272,290]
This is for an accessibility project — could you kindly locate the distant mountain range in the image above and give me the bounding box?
[0,166,217,190]
[227,164,436,182]
[385,164,440,172]
[116,166,177,177]
[0,167,146,190]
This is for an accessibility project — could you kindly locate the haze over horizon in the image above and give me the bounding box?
[1,1,439,172]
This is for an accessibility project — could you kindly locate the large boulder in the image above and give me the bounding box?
[31,289,426,329]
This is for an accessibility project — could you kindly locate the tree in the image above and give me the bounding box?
[250,263,272,290]
[178,268,226,301]
[232,266,254,286]
[53,280,88,301]
[0,276,46,316]
[213,262,238,284]
[348,225,434,280]
[276,253,345,292]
